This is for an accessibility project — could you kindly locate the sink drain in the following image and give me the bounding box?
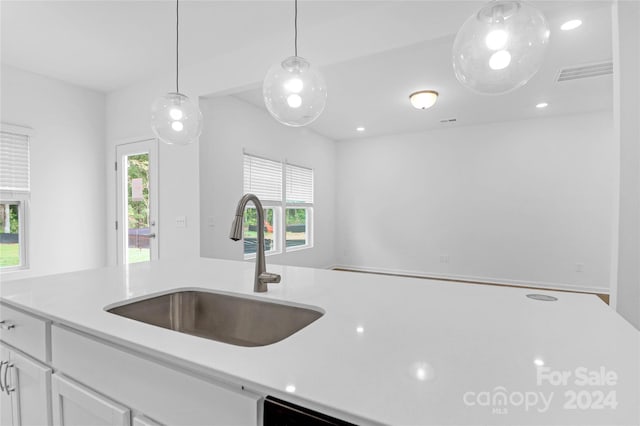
[526,294,558,301]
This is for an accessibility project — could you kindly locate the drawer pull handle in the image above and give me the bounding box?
[0,320,15,331]
[3,363,12,395]
[0,361,6,392]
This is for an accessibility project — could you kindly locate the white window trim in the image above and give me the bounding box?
[0,123,32,272]
[243,203,282,260]
[242,152,314,258]
[0,194,30,272]
[284,160,314,252]
[284,206,313,253]
[0,123,33,138]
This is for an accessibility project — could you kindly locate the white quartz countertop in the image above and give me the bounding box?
[1,258,639,425]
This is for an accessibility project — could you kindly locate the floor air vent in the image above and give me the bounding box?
[556,61,613,82]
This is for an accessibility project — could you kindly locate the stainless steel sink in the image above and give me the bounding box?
[106,290,323,347]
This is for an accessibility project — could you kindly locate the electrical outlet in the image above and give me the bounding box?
[576,263,584,272]
[176,216,187,228]
[440,255,450,264]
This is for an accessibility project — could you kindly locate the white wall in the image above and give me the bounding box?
[104,78,201,265]
[336,112,615,293]
[612,0,640,329]
[199,96,336,269]
[0,65,106,279]
[102,3,478,266]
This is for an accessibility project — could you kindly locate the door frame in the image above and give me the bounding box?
[115,139,159,265]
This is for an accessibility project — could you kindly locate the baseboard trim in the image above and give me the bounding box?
[331,264,610,303]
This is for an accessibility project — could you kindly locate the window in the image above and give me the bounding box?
[242,153,314,257]
[285,163,313,250]
[243,154,282,256]
[0,125,31,270]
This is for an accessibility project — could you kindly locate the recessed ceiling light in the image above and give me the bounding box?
[561,19,582,31]
[410,90,439,110]
[536,102,548,109]
[356,127,365,132]
[534,358,545,367]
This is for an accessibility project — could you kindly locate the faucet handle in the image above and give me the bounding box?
[259,272,281,284]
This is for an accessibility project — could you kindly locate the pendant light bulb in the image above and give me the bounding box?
[452,0,550,95]
[263,56,327,127]
[262,0,327,127]
[151,93,202,145]
[150,0,202,145]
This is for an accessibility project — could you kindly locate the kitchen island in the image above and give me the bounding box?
[1,257,638,425]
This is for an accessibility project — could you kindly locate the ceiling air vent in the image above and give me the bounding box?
[556,61,613,82]
[439,118,457,124]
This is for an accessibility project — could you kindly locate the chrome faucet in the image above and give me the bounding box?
[229,194,281,292]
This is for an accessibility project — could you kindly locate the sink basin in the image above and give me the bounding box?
[106,290,323,347]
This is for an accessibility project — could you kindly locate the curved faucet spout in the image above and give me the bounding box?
[229,194,281,292]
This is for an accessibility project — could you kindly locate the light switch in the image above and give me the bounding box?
[176,216,187,228]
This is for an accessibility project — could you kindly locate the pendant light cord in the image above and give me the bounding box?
[294,0,298,57]
[176,0,180,93]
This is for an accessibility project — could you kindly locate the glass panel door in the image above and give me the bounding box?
[116,140,158,264]
[126,153,150,263]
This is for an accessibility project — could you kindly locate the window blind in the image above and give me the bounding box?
[0,131,30,192]
[286,163,313,204]
[243,154,282,202]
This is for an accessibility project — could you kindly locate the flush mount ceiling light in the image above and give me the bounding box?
[561,19,582,31]
[356,126,366,132]
[536,102,548,108]
[409,90,439,109]
[150,0,203,145]
[452,0,550,95]
[263,0,327,127]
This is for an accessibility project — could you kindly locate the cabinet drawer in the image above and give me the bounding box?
[0,303,49,363]
[52,325,260,426]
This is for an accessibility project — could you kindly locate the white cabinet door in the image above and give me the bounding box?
[132,415,162,426]
[0,345,14,426]
[11,350,52,425]
[1,343,52,426]
[51,374,130,426]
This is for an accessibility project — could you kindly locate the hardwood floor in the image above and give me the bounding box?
[332,268,610,305]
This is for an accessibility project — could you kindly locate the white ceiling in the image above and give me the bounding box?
[1,1,613,140]
[0,1,388,92]
[234,2,614,140]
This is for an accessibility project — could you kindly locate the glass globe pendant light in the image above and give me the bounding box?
[151,0,202,145]
[452,0,550,95]
[263,0,327,127]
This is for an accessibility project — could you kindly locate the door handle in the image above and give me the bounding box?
[4,363,14,395]
[0,361,6,392]
[148,233,156,238]
[0,320,15,331]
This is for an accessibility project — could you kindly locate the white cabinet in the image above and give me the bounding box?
[0,342,52,426]
[132,415,162,426]
[0,304,49,363]
[51,325,260,426]
[0,303,261,426]
[1,344,14,426]
[51,374,130,426]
